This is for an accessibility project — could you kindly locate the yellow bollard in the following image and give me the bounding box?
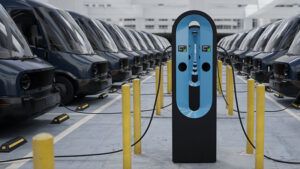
[167,60,172,94]
[217,60,223,95]
[32,133,55,169]
[155,67,161,115]
[246,79,255,154]
[255,84,265,169]
[122,84,131,169]
[133,79,141,154]
[170,60,172,93]
[226,65,229,108]
[160,65,164,107]
[227,66,234,116]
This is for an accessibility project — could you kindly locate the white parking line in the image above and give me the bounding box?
[5,74,154,169]
[236,75,300,122]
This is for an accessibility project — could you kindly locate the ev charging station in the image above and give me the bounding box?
[172,10,217,163]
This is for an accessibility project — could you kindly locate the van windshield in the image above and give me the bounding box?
[0,5,33,59]
[141,32,155,50]
[253,22,280,52]
[121,27,142,51]
[76,17,118,53]
[162,38,170,48]
[158,37,167,48]
[93,20,118,52]
[35,7,94,54]
[224,35,237,50]
[152,35,164,50]
[111,24,132,51]
[288,31,300,55]
[230,33,246,50]
[131,30,148,50]
[264,18,298,52]
[238,28,260,51]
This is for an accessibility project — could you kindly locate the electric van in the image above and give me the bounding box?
[1,0,112,104]
[69,12,132,82]
[139,31,163,65]
[252,15,300,83]
[157,36,172,57]
[224,32,247,63]
[231,26,267,72]
[218,34,238,61]
[0,4,60,119]
[130,29,157,67]
[100,21,143,75]
[145,32,169,61]
[118,26,151,71]
[243,21,281,75]
[270,30,300,102]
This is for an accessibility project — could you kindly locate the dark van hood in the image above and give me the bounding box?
[52,51,107,65]
[0,57,53,76]
[274,54,300,65]
[245,51,261,58]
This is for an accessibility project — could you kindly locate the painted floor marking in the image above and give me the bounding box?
[5,74,154,169]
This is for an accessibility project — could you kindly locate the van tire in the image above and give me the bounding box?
[56,76,74,105]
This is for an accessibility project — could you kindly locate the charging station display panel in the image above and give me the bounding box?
[172,10,217,163]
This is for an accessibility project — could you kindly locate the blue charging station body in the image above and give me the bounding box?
[172,10,217,163]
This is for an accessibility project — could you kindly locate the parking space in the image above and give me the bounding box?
[0,67,299,169]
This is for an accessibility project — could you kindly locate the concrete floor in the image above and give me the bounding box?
[0,66,300,169]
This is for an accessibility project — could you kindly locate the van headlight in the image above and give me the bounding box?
[120,61,124,69]
[92,64,99,76]
[284,69,289,76]
[20,74,31,90]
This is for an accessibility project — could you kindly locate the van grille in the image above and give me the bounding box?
[120,58,129,70]
[94,62,108,78]
[273,63,289,79]
[134,57,141,65]
[143,55,149,61]
[23,69,54,91]
[253,59,262,70]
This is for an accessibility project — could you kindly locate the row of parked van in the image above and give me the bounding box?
[218,14,300,105]
[0,0,171,120]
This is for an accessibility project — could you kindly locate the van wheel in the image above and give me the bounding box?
[56,76,74,105]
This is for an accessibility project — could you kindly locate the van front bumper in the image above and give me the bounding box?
[77,76,112,95]
[242,64,253,75]
[0,91,60,119]
[233,61,243,71]
[149,59,156,68]
[111,70,132,83]
[143,62,151,71]
[250,70,271,83]
[132,65,143,75]
[269,78,299,97]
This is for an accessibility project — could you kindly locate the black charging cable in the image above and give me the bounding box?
[0,46,172,164]
[62,103,172,115]
[218,45,300,165]
[116,90,172,96]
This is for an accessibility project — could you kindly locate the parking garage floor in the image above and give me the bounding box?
[0,66,300,169]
